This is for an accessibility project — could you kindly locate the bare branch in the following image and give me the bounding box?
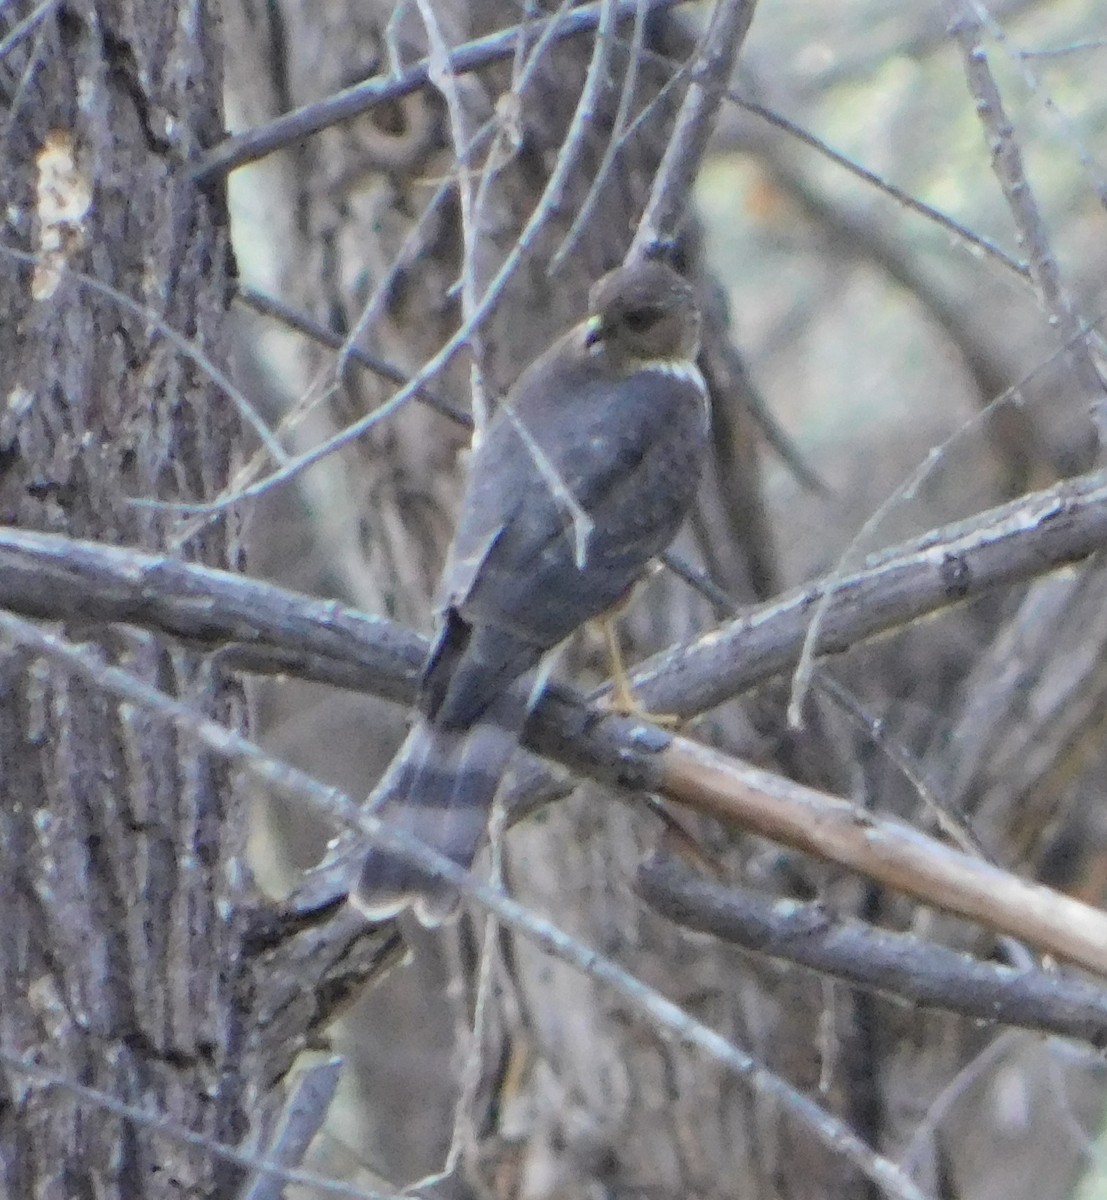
[192,0,692,183]
[655,741,1107,979]
[947,1,1104,399]
[8,465,1107,975]
[238,1059,343,1200]
[728,95,1031,282]
[631,0,758,256]
[0,0,57,59]
[236,287,472,428]
[622,469,1107,716]
[638,855,1107,1044]
[2,468,1106,725]
[0,527,426,698]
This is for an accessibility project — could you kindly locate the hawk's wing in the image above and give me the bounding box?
[423,343,708,729]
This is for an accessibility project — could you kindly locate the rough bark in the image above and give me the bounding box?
[0,3,248,1195]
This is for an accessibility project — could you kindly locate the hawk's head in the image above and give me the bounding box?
[584,260,701,370]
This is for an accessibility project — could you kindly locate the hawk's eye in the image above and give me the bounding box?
[621,305,663,333]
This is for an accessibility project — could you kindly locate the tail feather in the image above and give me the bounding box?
[352,694,525,925]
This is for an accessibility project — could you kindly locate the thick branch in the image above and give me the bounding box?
[655,739,1107,978]
[622,468,1107,716]
[3,471,1107,720]
[638,855,1107,1045]
[0,526,425,703]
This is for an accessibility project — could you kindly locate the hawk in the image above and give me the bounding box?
[354,258,709,924]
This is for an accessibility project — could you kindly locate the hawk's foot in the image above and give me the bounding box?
[604,672,683,729]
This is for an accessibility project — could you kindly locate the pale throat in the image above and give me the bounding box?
[634,357,707,392]
[583,315,704,390]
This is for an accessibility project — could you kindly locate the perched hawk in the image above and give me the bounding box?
[354,258,709,924]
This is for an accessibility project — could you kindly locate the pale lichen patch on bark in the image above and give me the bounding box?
[32,130,92,301]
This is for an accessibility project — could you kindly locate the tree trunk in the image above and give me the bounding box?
[0,3,248,1194]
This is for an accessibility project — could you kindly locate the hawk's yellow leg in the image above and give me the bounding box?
[599,613,682,727]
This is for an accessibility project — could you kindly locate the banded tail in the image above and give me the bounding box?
[352,690,525,926]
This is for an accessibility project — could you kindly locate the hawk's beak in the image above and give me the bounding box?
[585,314,604,349]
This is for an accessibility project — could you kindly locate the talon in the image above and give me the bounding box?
[607,697,684,729]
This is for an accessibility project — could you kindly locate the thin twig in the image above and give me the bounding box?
[0,0,57,60]
[190,0,691,184]
[236,286,472,428]
[730,95,1031,283]
[414,0,492,427]
[1019,39,1107,59]
[333,112,496,383]
[900,1032,1023,1176]
[0,1047,399,1200]
[785,315,1106,728]
[947,1,1104,399]
[980,9,1107,207]
[550,0,649,272]
[0,244,286,465]
[813,671,993,860]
